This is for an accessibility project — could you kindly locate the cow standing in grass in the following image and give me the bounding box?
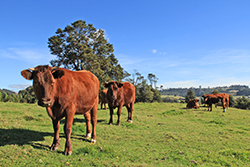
[104,81,135,125]
[202,94,220,111]
[100,89,108,110]
[213,93,229,112]
[202,93,229,112]
[21,65,99,155]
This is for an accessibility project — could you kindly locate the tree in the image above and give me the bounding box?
[147,73,158,89]
[212,89,219,94]
[185,89,196,103]
[137,80,154,102]
[2,92,8,102]
[126,70,162,103]
[48,20,129,86]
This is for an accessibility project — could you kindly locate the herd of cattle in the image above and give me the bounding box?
[186,93,229,112]
[20,65,229,155]
[21,65,135,155]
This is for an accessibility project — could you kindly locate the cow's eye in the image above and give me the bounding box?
[33,80,38,85]
[51,82,55,87]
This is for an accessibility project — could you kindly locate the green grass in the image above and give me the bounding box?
[1,102,250,166]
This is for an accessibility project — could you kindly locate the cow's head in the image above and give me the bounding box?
[194,99,199,108]
[103,81,123,101]
[21,65,64,107]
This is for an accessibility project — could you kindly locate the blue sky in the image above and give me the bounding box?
[1,0,250,92]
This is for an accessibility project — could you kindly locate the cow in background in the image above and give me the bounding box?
[186,99,199,109]
[202,94,220,111]
[21,65,99,155]
[213,93,229,112]
[202,93,229,112]
[104,81,135,125]
[100,89,108,110]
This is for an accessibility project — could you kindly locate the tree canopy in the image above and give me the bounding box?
[185,89,196,103]
[48,20,130,85]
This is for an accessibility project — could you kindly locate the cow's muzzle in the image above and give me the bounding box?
[38,99,52,107]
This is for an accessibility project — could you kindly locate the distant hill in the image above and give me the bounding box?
[159,85,250,97]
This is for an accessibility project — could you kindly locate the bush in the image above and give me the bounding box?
[229,95,235,107]
[235,96,250,109]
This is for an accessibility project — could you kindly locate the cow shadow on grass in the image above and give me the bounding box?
[60,118,106,125]
[0,127,98,153]
[0,128,52,148]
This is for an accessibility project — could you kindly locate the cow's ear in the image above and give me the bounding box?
[21,70,33,80]
[52,69,65,79]
[103,82,109,88]
[118,82,123,88]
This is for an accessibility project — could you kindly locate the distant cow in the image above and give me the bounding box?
[104,81,135,125]
[202,94,220,111]
[186,99,199,109]
[213,93,229,112]
[100,89,108,110]
[21,65,99,155]
[202,93,229,112]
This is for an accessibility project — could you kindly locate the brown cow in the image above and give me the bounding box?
[186,99,199,109]
[213,93,229,112]
[21,65,99,155]
[104,81,135,125]
[202,94,220,111]
[100,89,108,110]
[202,93,229,112]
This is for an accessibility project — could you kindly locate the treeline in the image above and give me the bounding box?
[160,85,249,97]
[0,87,36,103]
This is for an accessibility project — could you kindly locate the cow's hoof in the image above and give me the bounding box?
[84,133,91,138]
[64,151,72,156]
[50,144,59,151]
[127,120,133,123]
[91,139,96,144]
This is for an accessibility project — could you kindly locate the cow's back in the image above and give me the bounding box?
[122,82,135,105]
[54,69,99,112]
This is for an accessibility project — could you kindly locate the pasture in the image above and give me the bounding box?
[1,102,250,166]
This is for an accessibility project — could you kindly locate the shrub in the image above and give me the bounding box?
[235,96,250,109]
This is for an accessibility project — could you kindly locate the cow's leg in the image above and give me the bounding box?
[84,112,91,138]
[222,99,226,112]
[101,102,103,109]
[51,120,60,151]
[126,102,134,123]
[117,105,123,125]
[226,97,229,109]
[64,115,74,155]
[209,104,212,111]
[104,103,107,110]
[108,105,114,125]
[90,98,98,143]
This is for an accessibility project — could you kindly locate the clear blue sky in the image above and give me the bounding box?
[1,0,250,92]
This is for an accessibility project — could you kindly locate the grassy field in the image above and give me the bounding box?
[1,102,250,166]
